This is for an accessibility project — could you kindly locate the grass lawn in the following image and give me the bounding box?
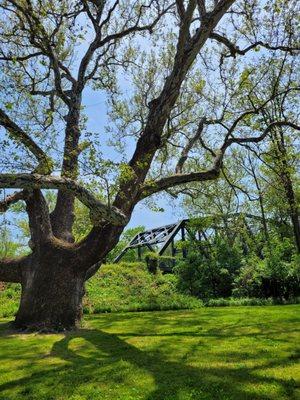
[0,305,299,400]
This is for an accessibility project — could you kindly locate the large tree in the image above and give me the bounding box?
[0,0,299,330]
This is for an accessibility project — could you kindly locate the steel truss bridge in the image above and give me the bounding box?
[114,219,192,263]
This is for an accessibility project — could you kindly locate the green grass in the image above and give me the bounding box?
[84,262,202,313]
[0,305,299,400]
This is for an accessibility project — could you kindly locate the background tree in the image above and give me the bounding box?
[0,0,299,330]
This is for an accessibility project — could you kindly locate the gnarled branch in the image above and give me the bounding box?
[0,173,127,226]
[140,120,300,198]
[0,109,53,174]
[0,191,26,212]
[175,117,206,173]
[210,32,300,57]
[0,257,24,283]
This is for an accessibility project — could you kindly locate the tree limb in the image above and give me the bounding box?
[176,0,186,21]
[0,109,53,174]
[25,189,53,247]
[0,173,127,226]
[0,257,24,283]
[175,117,206,173]
[113,0,235,213]
[210,32,300,57]
[0,51,43,62]
[0,191,26,212]
[140,121,300,198]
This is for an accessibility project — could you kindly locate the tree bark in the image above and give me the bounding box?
[14,252,85,331]
[281,173,300,253]
[272,127,300,253]
[0,219,124,331]
[0,258,23,283]
[248,158,269,243]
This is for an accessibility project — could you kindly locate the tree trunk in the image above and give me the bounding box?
[274,127,300,253]
[249,157,269,243]
[14,254,85,331]
[283,180,300,253]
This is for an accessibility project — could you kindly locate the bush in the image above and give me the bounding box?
[83,262,203,313]
[174,238,242,300]
[0,283,20,317]
[205,297,300,307]
[234,239,300,300]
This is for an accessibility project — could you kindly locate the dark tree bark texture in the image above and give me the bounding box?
[15,255,85,331]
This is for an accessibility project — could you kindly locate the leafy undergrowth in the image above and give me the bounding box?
[205,297,300,307]
[0,284,20,318]
[83,262,202,313]
[0,305,299,400]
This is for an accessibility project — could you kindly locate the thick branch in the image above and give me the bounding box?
[176,0,186,20]
[0,257,24,283]
[0,191,25,212]
[175,117,206,173]
[25,189,53,247]
[140,121,300,198]
[210,32,300,57]
[113,0,235,213]
[141,159,221,198]
[196,0,206,19]
[0,109,53,174]
[0,174,127,226]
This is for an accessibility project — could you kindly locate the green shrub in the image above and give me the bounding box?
[84,262,203,313]
[205,297,300,307]
[174,238,242,300]
[0,283,20,317]
[234,239,300,299]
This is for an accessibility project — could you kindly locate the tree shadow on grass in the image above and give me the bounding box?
[0,319,298,400]
[0,320,14,335]
[50,329,299,400]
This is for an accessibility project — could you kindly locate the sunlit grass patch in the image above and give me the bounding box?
[0,305,299,400]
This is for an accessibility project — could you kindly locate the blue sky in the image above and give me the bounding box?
[128,198,183,229]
